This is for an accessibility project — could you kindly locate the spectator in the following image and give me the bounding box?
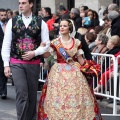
[99,16,111,34]
[83,9,99,29]
[92,33,108,54]
[108,3,119,13]
[7,10,13,19]
[102,35,120,73]
[0,8,8,99]
[42,7,52,22]
[13,10,19,17]
[77,27,88,35]
[85,32,96,52]
[57,5,70,20]
[70,8,82,30]
[80,5,89,14]
[108,10,120,37]
[94,35,120,92]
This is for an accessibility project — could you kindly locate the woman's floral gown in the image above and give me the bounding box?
[38,38,102,120]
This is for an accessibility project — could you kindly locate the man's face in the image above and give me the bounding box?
[19,0,33,14]
[70,12,75,19]
[104,20,111,27]
[0,11,7,23]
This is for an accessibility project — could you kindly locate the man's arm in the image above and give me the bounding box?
[22,20,50,60]
[1,19,12,78]
[34,20,50,56]
[1,19,12,67]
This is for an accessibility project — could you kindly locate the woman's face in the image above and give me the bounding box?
[95,37,101,45]
[87,11,93,20]
[60,20,70,35]
[107,39,114,49]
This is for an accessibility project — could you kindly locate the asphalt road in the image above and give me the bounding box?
[0,85,120,120]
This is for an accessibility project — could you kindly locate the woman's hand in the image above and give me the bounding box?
[77,55,85,65]
[40,42,46,47]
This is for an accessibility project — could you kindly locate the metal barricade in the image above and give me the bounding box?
[92,53,120,116]
[38,53,120,116]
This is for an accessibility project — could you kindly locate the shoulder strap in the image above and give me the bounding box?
[52,38,73,63]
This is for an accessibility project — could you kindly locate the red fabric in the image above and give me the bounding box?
[46,17,55,31]
[98,69,112,86]
[79,60,100,77]
[98,51,120,86]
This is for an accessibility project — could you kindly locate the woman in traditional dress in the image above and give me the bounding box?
[38,19,102,120]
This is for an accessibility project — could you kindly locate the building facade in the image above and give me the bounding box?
[0,0,119,13]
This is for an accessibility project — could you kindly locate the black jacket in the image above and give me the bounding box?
[75,32,92,60]
[73,15,82,31]
[111,16,120,37]
[102,46,120,73]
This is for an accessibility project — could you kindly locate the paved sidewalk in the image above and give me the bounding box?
[97,98,120,114]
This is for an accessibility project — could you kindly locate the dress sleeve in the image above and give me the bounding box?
[76,42,84,57]
[48,43,57,59]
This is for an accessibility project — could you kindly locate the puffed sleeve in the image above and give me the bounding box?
[75,39,84,57]
[48,42,57,59]
[76,49,84,57]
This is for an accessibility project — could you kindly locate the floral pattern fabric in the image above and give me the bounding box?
[38,39,102,120]
[11,15,41,60]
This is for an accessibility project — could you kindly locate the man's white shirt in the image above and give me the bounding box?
[1,13,50,67]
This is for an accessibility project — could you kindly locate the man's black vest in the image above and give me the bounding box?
[11,14,42,60]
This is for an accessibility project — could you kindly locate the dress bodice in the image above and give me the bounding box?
[50,38,82,63]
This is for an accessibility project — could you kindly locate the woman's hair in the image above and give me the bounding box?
[85,32,96,42]
[93,10,99,19]
[60,19,73,33]
[109,35,120,47]
[95,26,104,34]
[97,33,108,45]
[108,11,119,20]
[77,28,88,35]
[87,9,94,19]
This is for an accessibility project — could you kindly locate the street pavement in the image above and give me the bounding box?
[0,84,120,120]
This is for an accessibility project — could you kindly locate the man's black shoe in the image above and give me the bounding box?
[1,94,7,99]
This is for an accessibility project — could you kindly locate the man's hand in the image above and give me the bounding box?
[22,51,35,60]
[4,66,11,78]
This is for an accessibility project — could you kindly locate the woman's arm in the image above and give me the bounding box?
[42,52,51,58]
[77,55,85,65]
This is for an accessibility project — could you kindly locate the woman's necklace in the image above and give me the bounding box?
[61,37,72,45]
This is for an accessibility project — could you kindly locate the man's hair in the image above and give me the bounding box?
[13,10,19,15]
[81,6,89,11]
[44,7,52,16]
[103,9,108,16]
[28,0,34,4]
[102,16,109,21]
[59,5,66,11]
[97,33,108,45]
[8,10,13,15]
[0,8,6,12]
[71,8,80,16]
[108,3,119,12]
[108,10,119,20]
